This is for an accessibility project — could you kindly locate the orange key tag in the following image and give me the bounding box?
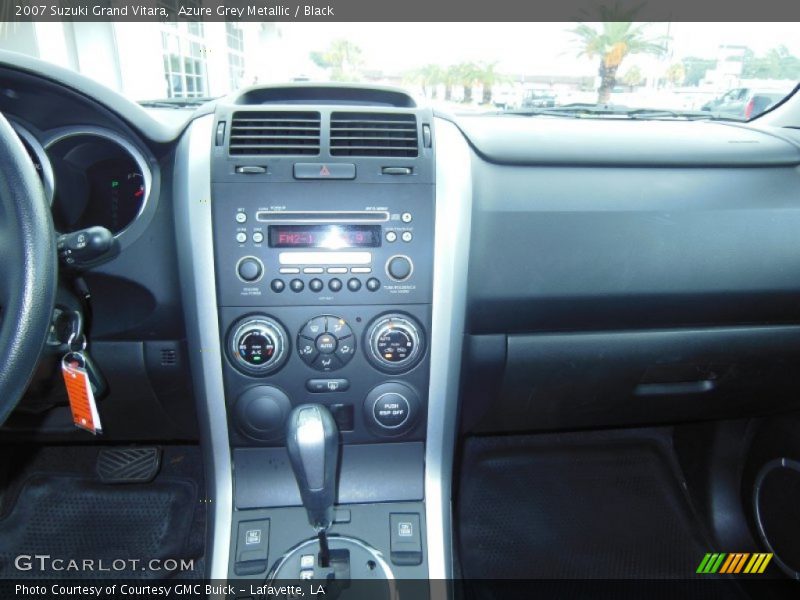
[62,352,103,435]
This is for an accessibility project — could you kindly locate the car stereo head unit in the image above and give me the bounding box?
[211,183,434,307]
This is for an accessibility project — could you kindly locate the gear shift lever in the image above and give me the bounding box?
[285,404,339,565]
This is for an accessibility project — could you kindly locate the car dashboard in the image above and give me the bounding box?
[3,50,800,584]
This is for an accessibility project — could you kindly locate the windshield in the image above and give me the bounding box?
[2,21,798,120]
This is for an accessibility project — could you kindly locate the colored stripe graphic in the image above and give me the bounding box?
[698,553,773,575]
[697,553,727,573]
[719,554,735,574]
[758,553,773,573]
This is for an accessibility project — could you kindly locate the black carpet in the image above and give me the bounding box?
[457,428,715,580]
[0,445,205,579]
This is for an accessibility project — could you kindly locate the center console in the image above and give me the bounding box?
[203,88,436,587]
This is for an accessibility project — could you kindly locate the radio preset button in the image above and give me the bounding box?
[290,279,304,292]
[309,278,324,292]
[366,278,381,292]
[280,267,300,274]
[270,279,285,293]
[385,231,397,243]
[401,212,412,223]
[401,231,413,243]
[328,278,343,292]
[316,333,337,354]
[304,267,324,274]
[252,231,264,244]
[235,212,247,223]
[327,267,348,274]
[237,257,263,282]
[347,278,362,292]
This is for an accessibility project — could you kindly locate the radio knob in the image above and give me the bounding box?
[237,257,263,282]
[387,255,413,282]
[228,316,289,375]
[365,313,425,373]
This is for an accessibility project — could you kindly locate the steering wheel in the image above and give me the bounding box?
[0,113,57,425]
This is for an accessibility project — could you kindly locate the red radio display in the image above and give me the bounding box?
[268,225,381,249]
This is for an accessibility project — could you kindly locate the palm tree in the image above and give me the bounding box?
[622,65,644,88]
[571,22,665,104]
[476,62,508,105]
[443,66,460,102]
[453,62,481,104]
[310,39,364,82]
[665,63,686,87]
[407,64,443,99]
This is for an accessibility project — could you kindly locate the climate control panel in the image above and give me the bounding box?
[219,305,431,446]
[296,315,356,372]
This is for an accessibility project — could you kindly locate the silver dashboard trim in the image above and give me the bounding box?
[173,115,233,580]
[426,118,472,587]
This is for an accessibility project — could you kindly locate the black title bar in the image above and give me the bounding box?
[5,0,800,22]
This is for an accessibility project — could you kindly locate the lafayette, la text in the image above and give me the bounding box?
[16,584,324,597]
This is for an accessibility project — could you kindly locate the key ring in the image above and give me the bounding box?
[66,311,87,352]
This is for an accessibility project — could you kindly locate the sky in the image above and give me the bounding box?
[276,22,800,78]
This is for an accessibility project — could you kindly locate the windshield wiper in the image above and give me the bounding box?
[500,104,739,121]
[138,97,218,109]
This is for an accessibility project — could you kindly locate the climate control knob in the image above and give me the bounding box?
[227,316,289,376]
[365,313,425,373]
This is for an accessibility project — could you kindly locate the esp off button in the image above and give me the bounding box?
[364,382,420,436]
[373,393,409,428]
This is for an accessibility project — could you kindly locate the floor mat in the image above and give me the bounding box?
[457,428,715,580]
[0,445,205,579]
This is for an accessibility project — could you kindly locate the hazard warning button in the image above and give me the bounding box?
[293,163,356,180]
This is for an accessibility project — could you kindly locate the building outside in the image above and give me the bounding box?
[0,20,306,100]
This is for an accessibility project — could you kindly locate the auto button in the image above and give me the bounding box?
[316,333,337,354]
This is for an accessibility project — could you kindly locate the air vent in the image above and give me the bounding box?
[229,111,321,155]
[330,112,418,157]
[160,349,177,366]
